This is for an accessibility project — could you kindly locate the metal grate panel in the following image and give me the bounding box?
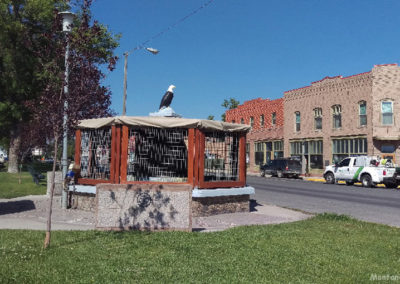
[127,127,188,182]
[204,132,240,182]
[80,128,112,180]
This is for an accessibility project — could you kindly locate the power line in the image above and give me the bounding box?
[120,0,215,115]
[127,0,215,54]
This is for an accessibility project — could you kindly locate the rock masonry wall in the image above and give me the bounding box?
[192,194,250,217]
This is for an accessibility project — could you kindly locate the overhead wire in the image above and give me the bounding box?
[101,0,215,79]
[126,0,215,54]
[103,0,216,108]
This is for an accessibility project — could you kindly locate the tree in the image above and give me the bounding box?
[207,115,214,120]
[221,98,240,121]
[0,0,67,173]
[22,0,119,248]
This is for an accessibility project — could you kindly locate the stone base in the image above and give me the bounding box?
[68,188,251,218]
[69,192,96,212]
[192,194,250,217]
[149,107,181,117]
[96,184,192,231]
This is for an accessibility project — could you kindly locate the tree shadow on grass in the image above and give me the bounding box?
[0,200,36,215]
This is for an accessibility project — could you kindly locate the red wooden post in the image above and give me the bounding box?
[110,126,116,183]
[187,128,195,186]
[239,132,246,183]
[193,129,202,187]
[115,126,121,183]
[197,130,205,187]
[74,130,81,167]
[120,125,129,183]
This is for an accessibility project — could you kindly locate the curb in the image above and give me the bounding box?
[303,178,325,182]
[303,178,397,188]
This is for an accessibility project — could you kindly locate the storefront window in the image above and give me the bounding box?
[254,142,264,165]
[254,140,284,166]
[332,137,367,163]
[273,141,284,159]
[290,140,323,169]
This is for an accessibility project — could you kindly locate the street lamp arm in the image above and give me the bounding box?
[122,47,159,116]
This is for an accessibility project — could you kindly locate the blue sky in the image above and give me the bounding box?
[91,0,400,120]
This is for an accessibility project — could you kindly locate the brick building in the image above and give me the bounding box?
[225,98,284,173]
[225,64,400,174]
[284,64,400,173]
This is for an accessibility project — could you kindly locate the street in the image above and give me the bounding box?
[248,175,400,227]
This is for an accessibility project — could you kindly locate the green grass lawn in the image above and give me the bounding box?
[0,214,399,283]
[0,172,47,198]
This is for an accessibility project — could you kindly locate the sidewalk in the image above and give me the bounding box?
[0,196,95,230]
[0,195,312,232]
[193,201,312,232]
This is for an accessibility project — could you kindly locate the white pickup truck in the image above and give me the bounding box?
[323,156,400,188]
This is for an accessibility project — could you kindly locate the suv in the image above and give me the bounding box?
[260,158,302,178]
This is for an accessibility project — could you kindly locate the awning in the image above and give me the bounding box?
[77,116,251,133]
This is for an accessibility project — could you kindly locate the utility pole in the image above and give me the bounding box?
[121,47,159,116]
[59,11,74,209]
[122,52,128,116]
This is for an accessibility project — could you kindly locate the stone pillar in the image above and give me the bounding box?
[96,184,192,231]
[47,171,63,196]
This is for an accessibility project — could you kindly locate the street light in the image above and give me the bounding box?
[59,10,75,209]
[122,47,159,116]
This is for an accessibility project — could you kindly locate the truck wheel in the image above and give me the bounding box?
[325,172,335,184]
[277,171,283,178]
[361,174,372,188]
[260,170,265,177]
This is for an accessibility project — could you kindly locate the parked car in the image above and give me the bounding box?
[260,158,302,178]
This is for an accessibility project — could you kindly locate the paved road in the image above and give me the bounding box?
[248,175,400,227]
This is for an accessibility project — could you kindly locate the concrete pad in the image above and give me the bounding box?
[0,195,312,232]
[0,195,95,231]
[0,217,93,230]
[192,203,312,232]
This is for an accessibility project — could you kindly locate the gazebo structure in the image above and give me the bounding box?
[71,116,254,230]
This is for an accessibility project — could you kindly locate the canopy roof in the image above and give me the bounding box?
[77,116,250,132]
